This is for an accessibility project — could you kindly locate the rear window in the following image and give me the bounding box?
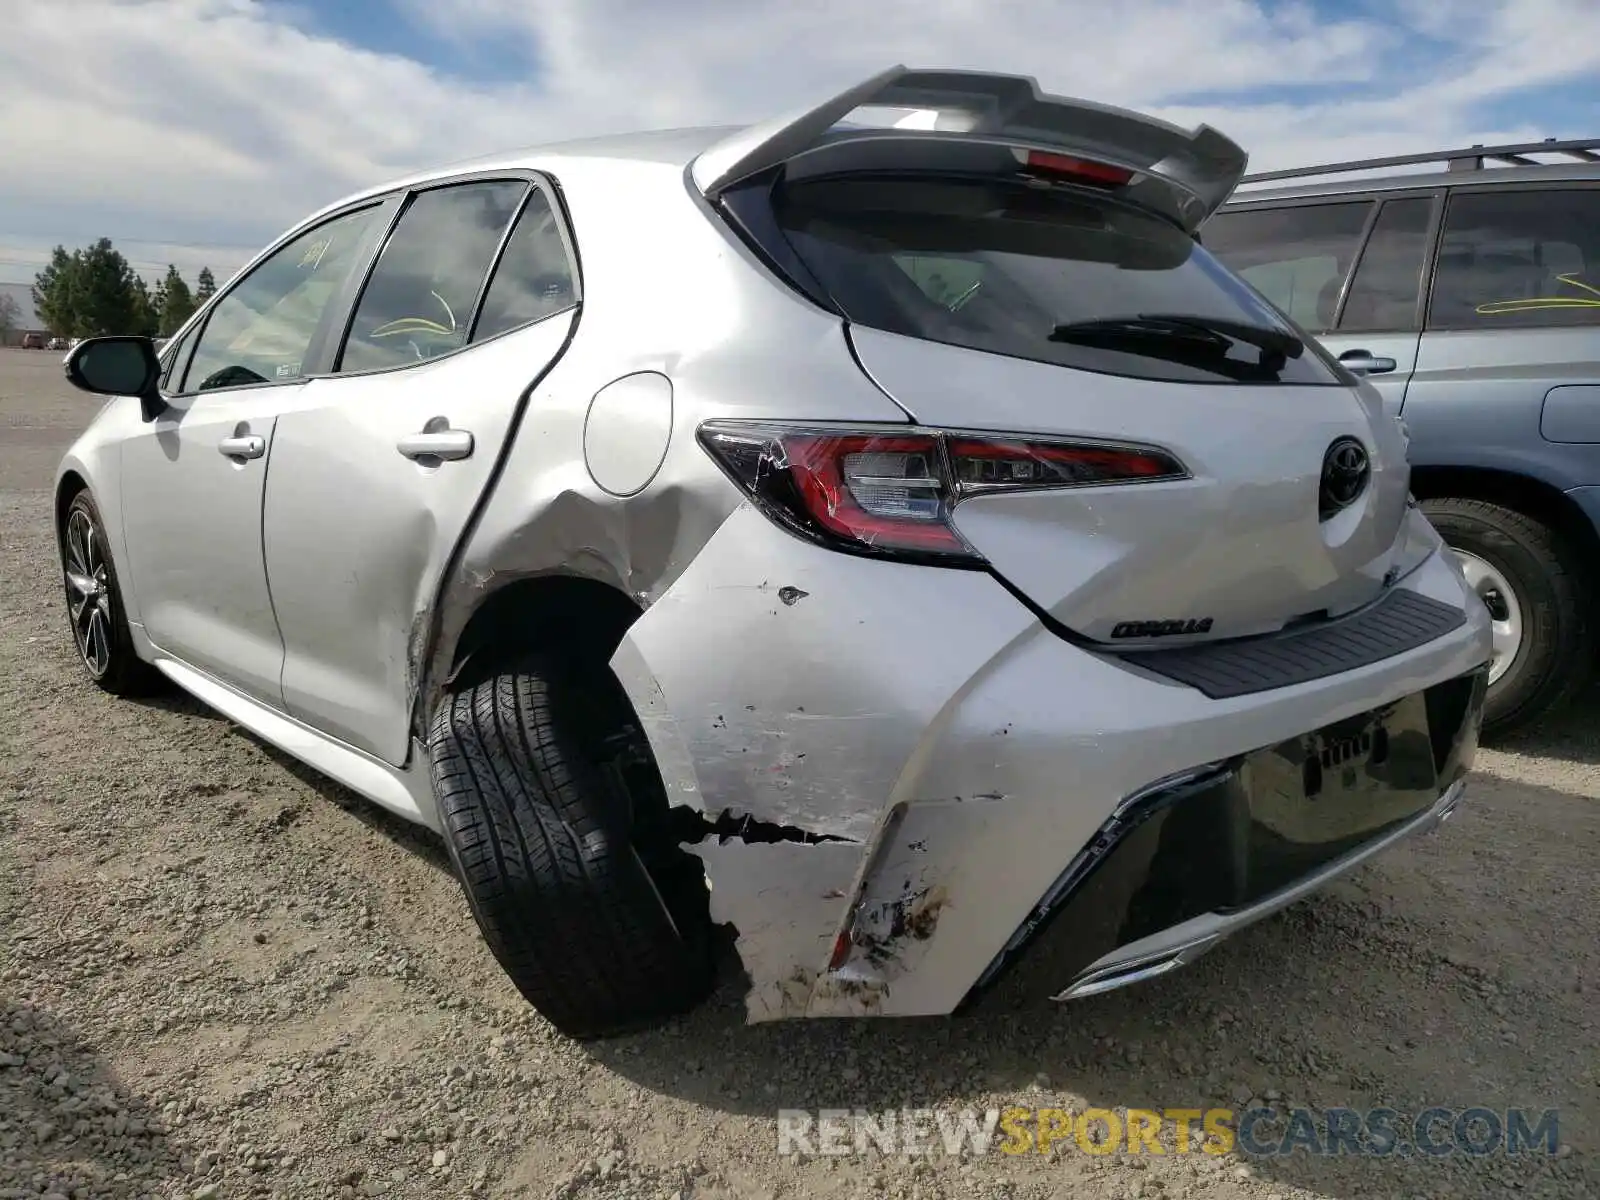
[770,176,1343,385]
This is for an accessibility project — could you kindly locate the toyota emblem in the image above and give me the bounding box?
[1319,437,1370,520]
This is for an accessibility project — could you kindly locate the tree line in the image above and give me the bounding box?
[30,239,218,339]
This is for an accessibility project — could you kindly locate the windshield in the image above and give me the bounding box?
[771,175,1343,385]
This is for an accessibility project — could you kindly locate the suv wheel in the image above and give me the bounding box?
[427,652,716,1039]
[1422,498,1594,737]
[60,491,162,696]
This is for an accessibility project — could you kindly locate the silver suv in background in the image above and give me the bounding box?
[1204,139,1600,736]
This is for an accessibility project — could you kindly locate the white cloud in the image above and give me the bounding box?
[2,0,1597,284]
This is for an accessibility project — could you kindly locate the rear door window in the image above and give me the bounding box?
[1427,188,1600,330]
[1201,201,1374,331]
[1337,197,1435,333]
[470,188,578,342]
[773,176,1342,385]
[337,179,527,373]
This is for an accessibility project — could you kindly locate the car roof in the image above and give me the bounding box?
[307,125,742,221]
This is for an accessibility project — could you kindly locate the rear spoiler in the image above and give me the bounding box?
[690,66,1249,232]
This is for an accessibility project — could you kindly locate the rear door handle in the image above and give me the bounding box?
[397,428,474,462]
[1339,350,1398,375]
[217,435,266,460]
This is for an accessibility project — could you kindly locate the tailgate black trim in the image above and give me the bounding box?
[1111,589,1468,699]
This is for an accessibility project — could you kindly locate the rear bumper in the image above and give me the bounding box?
[984,665,1485,1004]
[611,505,1494,1021]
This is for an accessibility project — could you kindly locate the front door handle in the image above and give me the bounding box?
[217,434,266,460]
[397,427,474,462]
[1339,349,1398,375]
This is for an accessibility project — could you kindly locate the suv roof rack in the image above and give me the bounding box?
[1239,137,1600,185]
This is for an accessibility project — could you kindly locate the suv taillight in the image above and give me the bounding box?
[697,421,1186,566]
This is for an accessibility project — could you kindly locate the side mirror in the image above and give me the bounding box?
[64,336,167,421]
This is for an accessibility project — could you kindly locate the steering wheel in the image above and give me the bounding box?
[368,290,462,360]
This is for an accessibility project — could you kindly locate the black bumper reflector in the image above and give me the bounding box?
[1112,589,1468,699]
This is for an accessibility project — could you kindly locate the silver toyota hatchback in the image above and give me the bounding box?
[56,67,1493,1039]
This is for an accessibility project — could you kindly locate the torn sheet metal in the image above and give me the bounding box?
[688,837,866,1021]
[607,502,1041,1018]
[812,794,1015,1015]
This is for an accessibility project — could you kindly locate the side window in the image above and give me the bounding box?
[1428,189,1600,330]
[180,205,383,394]
[338,180,527,373]
[471,188,578,342]
[1201,201,1374,331]
[1337,197,1434,333]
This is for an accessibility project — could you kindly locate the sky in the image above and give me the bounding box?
[2,0,1599,295]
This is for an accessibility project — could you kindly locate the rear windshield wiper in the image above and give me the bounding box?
[1049,313,1304,361]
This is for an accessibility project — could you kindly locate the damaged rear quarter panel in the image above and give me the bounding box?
[611,504,1040,1019]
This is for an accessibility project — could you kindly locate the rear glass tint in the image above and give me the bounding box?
[772,176,1342,385]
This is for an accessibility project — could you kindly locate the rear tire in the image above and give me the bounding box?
[59,490,163,697]
[427,652,715,1040]
[1422,497,1594,737]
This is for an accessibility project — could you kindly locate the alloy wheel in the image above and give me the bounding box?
[63,507,113,678]
[1453,548,1524,687]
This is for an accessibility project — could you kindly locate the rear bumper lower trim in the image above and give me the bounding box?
[1052,776,1466,1001]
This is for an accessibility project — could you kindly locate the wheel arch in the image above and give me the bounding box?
[433,571,645,705]
[1409,464,1600,570]
[54,468,89,537]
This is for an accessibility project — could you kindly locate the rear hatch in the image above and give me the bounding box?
[701,69,1413,644]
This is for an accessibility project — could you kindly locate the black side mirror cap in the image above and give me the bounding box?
[64,335,167,422]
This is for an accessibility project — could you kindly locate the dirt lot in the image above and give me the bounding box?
[0,344,1595,1200]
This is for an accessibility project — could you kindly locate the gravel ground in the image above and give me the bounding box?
[1,345,1596,1200]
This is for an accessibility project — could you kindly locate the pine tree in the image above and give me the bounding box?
[158,264,196,336]
[130,277,159,339]
[32,246,79,337]
[69,239,143,337]
[196,266,217,303]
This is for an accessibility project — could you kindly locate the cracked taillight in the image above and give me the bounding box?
[697,421,1186,567]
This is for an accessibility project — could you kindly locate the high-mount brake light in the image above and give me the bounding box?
[1022,150,1136,187]
[697,422,1186,567]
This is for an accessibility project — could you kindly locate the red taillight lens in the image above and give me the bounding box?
[948,437,1183,490]
[698,422,1185,566]
[1022,150,1136,187]
[789,431,966,554]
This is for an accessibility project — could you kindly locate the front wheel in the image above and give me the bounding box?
[1422,498,1594,737]
[60,491,162,696]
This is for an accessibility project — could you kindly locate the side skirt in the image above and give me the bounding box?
[150,655,441,833]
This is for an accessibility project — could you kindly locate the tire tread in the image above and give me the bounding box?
[428,654,713,1039]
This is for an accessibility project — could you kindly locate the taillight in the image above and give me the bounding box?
[697,422,1186,567]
